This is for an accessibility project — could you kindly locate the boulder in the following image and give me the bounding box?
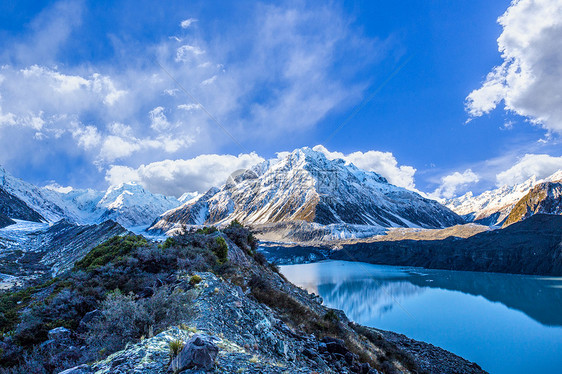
[57,364,92,374]
[78,309,103,331]
[169,334,219,372]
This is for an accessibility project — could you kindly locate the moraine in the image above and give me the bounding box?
[281,260,562,374]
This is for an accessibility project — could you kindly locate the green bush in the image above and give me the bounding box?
[74,235,147,271]
[195,226,217,235]
[213,237,228,264]
[161,237,176,249]
[189,275,202,285]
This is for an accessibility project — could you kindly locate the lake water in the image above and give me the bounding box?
[280,260,562,374]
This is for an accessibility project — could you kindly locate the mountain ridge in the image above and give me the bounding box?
[149,147,463,237]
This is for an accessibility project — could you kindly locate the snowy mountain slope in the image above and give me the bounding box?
[0,166,181,228]
[503,181,562,227]
[445,170,562,226]
[149,147,463,235]
[96,182,181,227]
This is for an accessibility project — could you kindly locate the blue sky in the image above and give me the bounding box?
[0,0,561,198]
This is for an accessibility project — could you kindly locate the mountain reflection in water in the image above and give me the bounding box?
[281,260,562,326]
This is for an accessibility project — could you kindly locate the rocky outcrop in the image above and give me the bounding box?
[503,181,562,227]
[331,214,562,276]
[90,271,484,374]
[0,186,44,222]
[0,212,15,229]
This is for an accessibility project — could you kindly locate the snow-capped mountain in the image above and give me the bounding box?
[95,182,181,227]
[445,170,562,226]
[0,166,181,228]
[149,147,463,235]
[503,181,562,227]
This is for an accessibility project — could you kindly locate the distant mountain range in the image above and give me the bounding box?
[149,148,464,237]
[0,166,180,228]
[445,170,562,226]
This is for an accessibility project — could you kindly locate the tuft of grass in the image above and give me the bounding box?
[169,339,185,358]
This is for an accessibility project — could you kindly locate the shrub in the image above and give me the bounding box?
[213,237,228,264]
[161,237,176,249]
[195,226,217,235]
[74,235,147,271]
[189,275,202,285]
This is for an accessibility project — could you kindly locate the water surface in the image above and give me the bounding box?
[280,260,562,374]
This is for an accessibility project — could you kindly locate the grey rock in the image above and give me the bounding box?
[57,364,92,374]
[48,326,71,342]
[169,333,219,372]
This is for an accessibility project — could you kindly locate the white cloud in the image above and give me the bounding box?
[177,103,201,111]
[466,0,562,133]
[71,124,101,150]
[180,18,197,29]
[312,145,417,190]
[149,106,172,131]
[496,153,562,185]
[105,152,264,197]
[176,45,205,62]
[431,169,480,199]
[0,1,387,184]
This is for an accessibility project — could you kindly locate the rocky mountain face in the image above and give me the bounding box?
[0,213,15,229]
[150,148,463,236]
[503,181,562,227]
[0,187,44,223]
[0,219,127,287]
[446,170,562,226]
[0,166,180,228]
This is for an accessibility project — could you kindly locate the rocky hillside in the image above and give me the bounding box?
[330,214,562,275]
[0,220,127,287]
[0,213,15,229]
[0,186,45,223]
[503,181,562,227]
[446,170,562,226]
[150,148,463,236]
[0,224,485,374]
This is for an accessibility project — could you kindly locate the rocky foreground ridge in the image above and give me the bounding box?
[0,224,485,374]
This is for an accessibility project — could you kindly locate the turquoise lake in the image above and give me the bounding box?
[280,260,562,374]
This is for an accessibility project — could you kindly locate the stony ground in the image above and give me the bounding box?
[88,270,486,374]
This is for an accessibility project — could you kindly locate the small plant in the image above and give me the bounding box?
[195,226,218,235]
[161,237,176,249]
[169,339,185,358]
[189,275,202,286]
[324,309,339,323]
[213,237,228,264]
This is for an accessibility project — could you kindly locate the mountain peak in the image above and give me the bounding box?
[149,148,462,236]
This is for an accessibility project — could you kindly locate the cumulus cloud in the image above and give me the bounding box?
[312,145,417,190]
[465,0,562,133]
[105,152,265,197]
[496,153,562,185]
[431,169,480,199]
